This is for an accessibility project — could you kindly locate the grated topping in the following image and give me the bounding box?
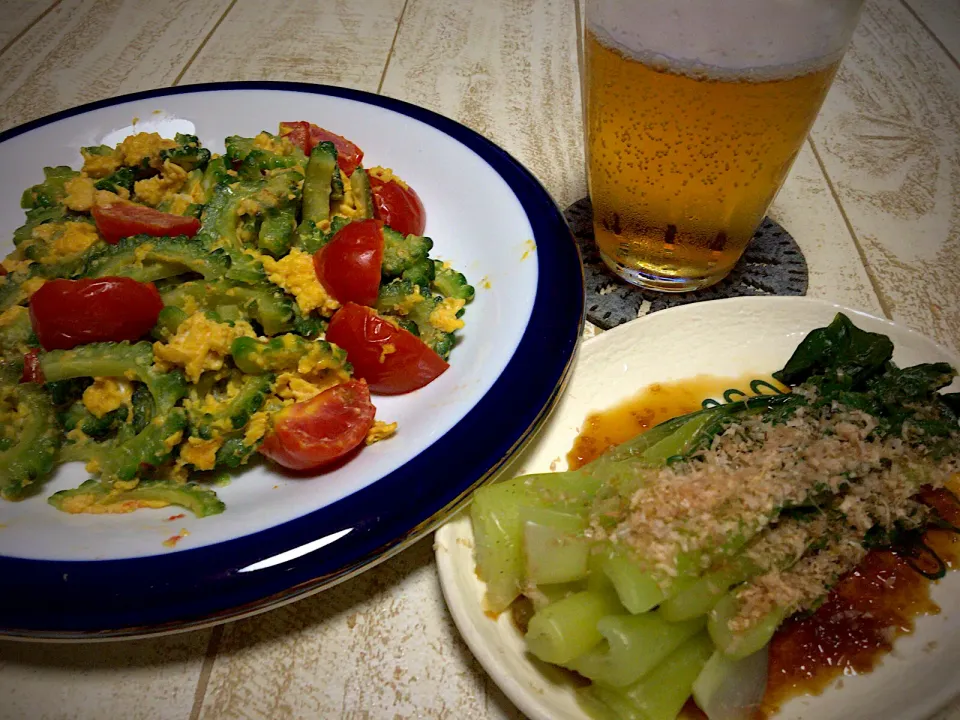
[591,404,958,591]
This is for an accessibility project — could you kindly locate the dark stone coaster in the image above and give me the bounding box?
[565,197,809,330]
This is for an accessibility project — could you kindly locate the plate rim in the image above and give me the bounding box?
[0,81,585,639]
[435,295,960,720]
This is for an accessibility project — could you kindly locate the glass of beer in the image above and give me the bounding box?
[584,0,864,291]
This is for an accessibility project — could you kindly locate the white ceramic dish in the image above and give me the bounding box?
[0,82,583,638]
[436,296,960,720]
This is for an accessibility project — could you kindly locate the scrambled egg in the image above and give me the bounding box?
[298,339,348,374]
[162,194,195,216]
[30,224,59,245]
[178,436,224,471]
[134,159,188,207]
[1,257,32,274]
[82,377,134,418]
[236,197,260,217]
[183,373,254,437]
[186,369,242,408]
[62,177,125,212]
[50,221,101,258]
[379,343,396,364]
[57,495,170,514]
[260,248,340,317]
[429,298,465,332]
[0,305,27,329]
[80,147,123,178]
[274,368,350,403]
[388,285,424,315]
[366,420,397,445]
[118,132,176,170]
[133,242,156,266]
[243,411,270,447]
[368,166,408,190]
[163,429,184,451]
[18,277,46,301]
[0,385,28,428]
[253,132,296,156]
[153,312,256,383]
[27,221,101,263]
[334,177,359,218]
[63,176,96,212]
[161,177,206,216]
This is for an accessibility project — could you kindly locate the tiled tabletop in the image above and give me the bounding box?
[1,1,958,718]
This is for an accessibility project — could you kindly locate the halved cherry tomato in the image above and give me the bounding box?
[29,277,163,351]
[313,219,383,307]
[326,303,448,395]
[309,126,363,175]
[20,349,44,384]
[91,203,201,245]
[278,121,311,154]
[0,265,7,276]
[369,175,426,237]
[279,122,364,175]
[259,379,376,470]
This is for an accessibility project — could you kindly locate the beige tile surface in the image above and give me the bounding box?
[198,537,523,720]
[0,632,211,720]
[0,0,234,131]
[0,0,57,49]
[905,0,960,61]
[769,142,883,315]
[178,0,405,89]
[934,702,960,720]
[382,0,585,209]
[811,0,960,350]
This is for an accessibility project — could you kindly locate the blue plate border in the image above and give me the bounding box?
[0,81,585,638]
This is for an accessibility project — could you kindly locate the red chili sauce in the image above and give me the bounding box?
[566,378,960,718]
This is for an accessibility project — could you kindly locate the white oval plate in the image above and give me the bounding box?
[436,296,960,720]
[0,82,583,638]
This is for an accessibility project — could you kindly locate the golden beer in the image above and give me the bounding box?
[585,29,840,290]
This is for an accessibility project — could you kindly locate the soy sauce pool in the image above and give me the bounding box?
[758,486,960,717]
[567,374,774,470]
[566,378,960,719]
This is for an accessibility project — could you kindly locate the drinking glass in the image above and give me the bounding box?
[584,0,865,291]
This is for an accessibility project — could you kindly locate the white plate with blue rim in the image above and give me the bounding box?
[0,82,583,639]
[436,296,960,720]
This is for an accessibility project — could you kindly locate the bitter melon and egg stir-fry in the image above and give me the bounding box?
[0,121,474,517]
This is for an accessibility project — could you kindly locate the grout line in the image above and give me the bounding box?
[172,0,239,86]
[807,137,893,319]
[0,0,63,60]
[188,624,225,720]
[899,0,960,73]
[377,0,410,94]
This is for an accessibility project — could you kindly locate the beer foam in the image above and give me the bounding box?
[588,0,862,78]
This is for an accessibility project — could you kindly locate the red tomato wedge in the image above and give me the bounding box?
[0,265,7,276]
[369,175,426,237]
[313,219,383,307]
[278,121,311,154]
[326,303,448,395]
[20,349,44,384]
[259,379,376,470]
[29,277,164,351]
[91,203,201,245]
[279,122,364,175]
[309,126,364,176]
